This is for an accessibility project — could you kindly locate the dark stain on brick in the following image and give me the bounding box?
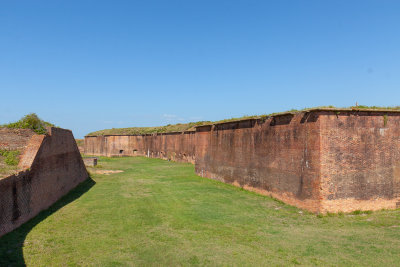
[12,182,20,222]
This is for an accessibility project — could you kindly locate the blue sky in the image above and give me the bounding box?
[1,1,400,138]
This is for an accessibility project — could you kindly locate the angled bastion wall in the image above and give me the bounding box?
[0,127,88,237]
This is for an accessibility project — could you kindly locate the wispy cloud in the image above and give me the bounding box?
[101,120,125,125]
[162,114,185,122]
[189,116,203,121]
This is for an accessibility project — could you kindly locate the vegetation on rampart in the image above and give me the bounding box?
[1,113,54,135]
[87,105,400,136]
[0,150,20,166]
[88,121,212,136]
[350,105,400,110]
[0,149,20,178]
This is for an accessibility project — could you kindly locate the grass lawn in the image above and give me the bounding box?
[1,157,400,266]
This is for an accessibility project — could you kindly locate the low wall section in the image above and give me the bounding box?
[85,131,196,163]
[0,127,88,237]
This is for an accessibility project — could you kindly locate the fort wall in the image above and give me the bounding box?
[0,127,88,237]
[85,131,196,163]
[195,113,322,212]
[319,111,400,212]
[84,109,400,213]
[195,110,400,213]
[0,128,36,151]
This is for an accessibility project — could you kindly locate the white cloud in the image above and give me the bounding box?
[101,120,125,124]
[189,116,203,121]
[162,114,185,122]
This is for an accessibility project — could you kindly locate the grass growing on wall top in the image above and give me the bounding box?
[1,156,399,266]
[0,150,20,166]
[351,105,400,110]
[1,113,54,135]
[87,105,400,136]
[87,121,211,136]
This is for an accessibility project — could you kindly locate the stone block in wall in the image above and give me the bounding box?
[83,157,97,167]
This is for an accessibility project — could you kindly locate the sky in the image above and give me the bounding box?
[1,0,400,138]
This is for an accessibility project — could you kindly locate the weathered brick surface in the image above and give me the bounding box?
[18,135,45,170]
[319,111,400,212]
[195,114,322,212]
[0,127,88,237]
[0,128,36,151]
[84,110,400,213]
[196,111,400,213]
[85,132,196,163]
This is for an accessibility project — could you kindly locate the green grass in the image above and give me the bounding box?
[1,113,54,135]
[1,157,400,266]
[0,149,20,166]
[87,121,211,136]
[0,149,20,178]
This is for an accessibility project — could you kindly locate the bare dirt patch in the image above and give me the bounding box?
[89,169,124,175]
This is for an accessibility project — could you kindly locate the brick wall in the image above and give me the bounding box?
[195,110,400,213]
[0,127,88,237]
[319,111,400,212]
[84,109,400,213]
[0,128,36,151]
[85,131,196,163]
[195,113,322,212]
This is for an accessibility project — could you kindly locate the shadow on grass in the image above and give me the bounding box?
[0,177,96,266]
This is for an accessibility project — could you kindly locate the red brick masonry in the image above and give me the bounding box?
[0,128,36,151]
[0,127,88,237]
[85,131,196,163]
[84,109,400,213]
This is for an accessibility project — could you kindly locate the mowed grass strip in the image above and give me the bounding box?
[1,157,400,266]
